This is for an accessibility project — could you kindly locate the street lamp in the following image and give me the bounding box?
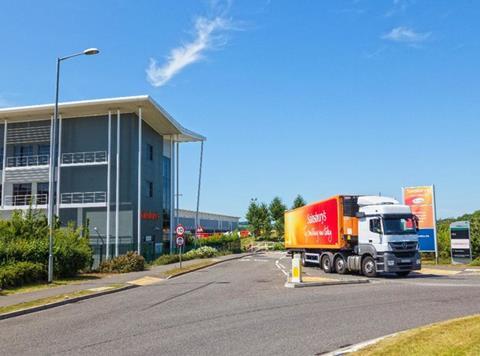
[47,48,100,283]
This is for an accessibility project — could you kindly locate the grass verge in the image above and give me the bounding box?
[355,315,480,356]
[0,284,126,315]
[160,259,216,278]
[0,290,94,315]
[0,274,102,296]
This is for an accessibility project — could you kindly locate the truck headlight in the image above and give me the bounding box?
[387,260,395,266]
[416,259,421,265]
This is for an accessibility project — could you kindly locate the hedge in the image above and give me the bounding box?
[99,251,145,273]
[0,261,46,289]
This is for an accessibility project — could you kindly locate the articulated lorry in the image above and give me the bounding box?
[284,195,421,277]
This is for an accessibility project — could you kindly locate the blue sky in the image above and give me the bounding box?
[1,0,479,219]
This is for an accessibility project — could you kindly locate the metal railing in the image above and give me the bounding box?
[4,194,48,206]
[60,191,106,205]
[62,151,107,165]
[6,155,50,168]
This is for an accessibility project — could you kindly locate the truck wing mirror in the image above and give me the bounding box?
[356,212,365,218]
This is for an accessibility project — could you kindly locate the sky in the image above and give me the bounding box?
[0,0,479,219]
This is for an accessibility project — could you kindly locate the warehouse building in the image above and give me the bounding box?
[177,209,240,234]
[0,95,205,264]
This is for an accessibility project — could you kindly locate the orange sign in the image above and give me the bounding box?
[403,186,434,229]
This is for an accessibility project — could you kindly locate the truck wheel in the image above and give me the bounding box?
[334,256,347,274]
[301,253,310,267]
[321,255,333,273]
[362,256,377,278]
[396,271,410,277]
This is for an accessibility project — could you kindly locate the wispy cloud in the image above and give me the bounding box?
[382,26,431,44]
[385,0,411,17]
[146,6,235,88]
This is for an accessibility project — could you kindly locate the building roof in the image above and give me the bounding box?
[0,95,205,142]
[178,209,240,221]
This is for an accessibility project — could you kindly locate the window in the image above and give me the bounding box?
[145,180,153,198]
[37,182,49,204]
[369,218,382,234]
[383,216,417,235]
[38,145,50,165]
[146,144,153,161]
[12,183,32,205]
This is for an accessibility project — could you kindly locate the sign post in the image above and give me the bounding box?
[402,185,438,263]
[450,221,472,264]
[176,224,185,268]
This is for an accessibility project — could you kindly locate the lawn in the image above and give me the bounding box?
[356,315,480,356]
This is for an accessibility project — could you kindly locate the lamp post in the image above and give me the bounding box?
[47,48,100,283]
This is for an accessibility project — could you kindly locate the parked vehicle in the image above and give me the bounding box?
[284,195,421,277]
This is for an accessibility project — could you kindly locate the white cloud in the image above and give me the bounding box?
[146,15,233,87]
[385,0,410,17]
[382,27,431,44]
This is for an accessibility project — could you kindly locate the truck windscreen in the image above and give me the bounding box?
[382,217,417,235]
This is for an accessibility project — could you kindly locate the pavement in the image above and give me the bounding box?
[1,252,480,355]
[0,253,250,308]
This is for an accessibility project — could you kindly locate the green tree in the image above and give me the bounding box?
[258,202,272,239]
[269,197,286,239]
[246,199,261,237]
[292,195,307,209]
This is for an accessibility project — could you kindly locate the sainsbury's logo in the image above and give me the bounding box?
[307,211,327,224]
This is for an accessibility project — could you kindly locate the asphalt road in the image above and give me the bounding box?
[2,252,480,355]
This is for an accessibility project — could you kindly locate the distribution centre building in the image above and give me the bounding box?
[0,95,206,264]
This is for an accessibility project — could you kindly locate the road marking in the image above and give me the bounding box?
[275,260,289,276]
[414,268,461,276]
[127,276,164,286]
[240,258,251,262]
[87,286,116,292]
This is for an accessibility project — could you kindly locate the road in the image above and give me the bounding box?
[2,252,480,355]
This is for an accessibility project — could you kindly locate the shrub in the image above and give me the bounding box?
[99,252,145,273]
[0,210,93,278]
[184,246,218,260]
[153,254,180,265]
[196,233,241,253]
[470,257,480,267]
[0,261,46,288]
[153,247,219,266]
[271,242,285,251]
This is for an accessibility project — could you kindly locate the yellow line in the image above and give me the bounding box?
[302,276,336,282]
[414,268,460,276]
[127,276,164,286]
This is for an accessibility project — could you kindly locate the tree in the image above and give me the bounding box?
[269,197,287,238]
[258,203,272,239]
[292,195,307,209]
[246,199,261,237]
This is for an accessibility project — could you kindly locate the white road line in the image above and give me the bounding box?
[275,260,289,276]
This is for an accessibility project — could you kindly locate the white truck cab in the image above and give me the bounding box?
[355,196,421,276]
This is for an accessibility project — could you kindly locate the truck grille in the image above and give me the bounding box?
[390,241,417,251]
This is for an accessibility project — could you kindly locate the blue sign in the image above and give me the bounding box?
[417,228,435,252]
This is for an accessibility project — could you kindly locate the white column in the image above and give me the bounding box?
[176,141,179,227]
[137,108,142,255]
[115,110,121,257]
[106,111,112,259]
[1,120,7,207]
[55,116,62,216]
[169,137,175,254]
[47,114,55,226]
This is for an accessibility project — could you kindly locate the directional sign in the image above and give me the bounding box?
[175,224,185,237]
[176,236,185,246]
[450,221,472,264]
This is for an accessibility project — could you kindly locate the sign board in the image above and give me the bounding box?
[403,186,437,253]
[176,236,185,246]
[175,224,185,237]
[450,221,472,264]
